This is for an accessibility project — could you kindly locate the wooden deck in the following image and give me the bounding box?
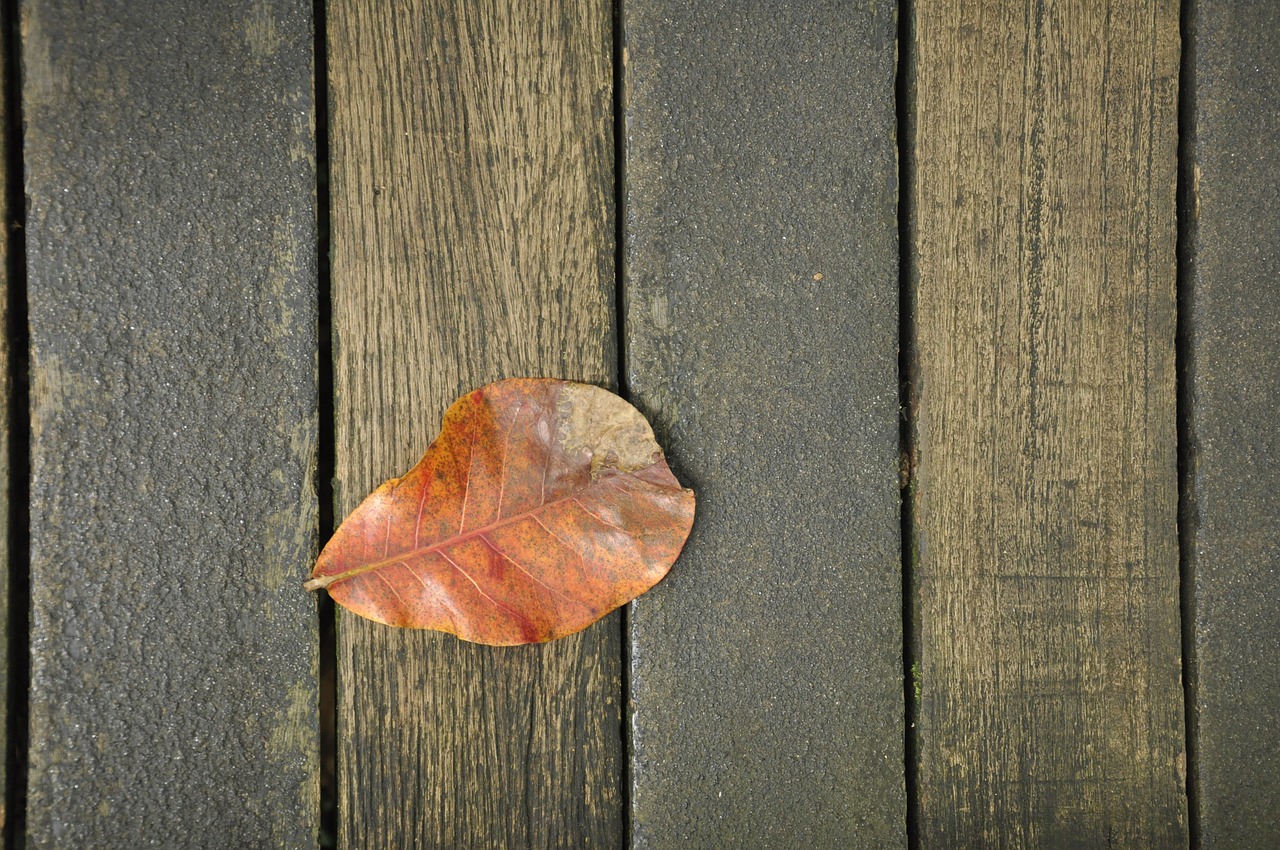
[5,0,1278,847]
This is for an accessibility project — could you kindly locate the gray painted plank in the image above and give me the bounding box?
[622,2,905,846]
[1185,1,1280,845]
[21,2,318,845]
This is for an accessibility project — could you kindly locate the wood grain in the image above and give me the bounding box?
[21,1,318,845]
[622,1,906,846]
[908,0,1187,845]
[1184,1,1280,844]
[326,1,619,846]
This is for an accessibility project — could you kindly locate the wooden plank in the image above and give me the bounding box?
[326,1,619,846]
[908,0,1186,845]
[21,2,318,845]
[0,0,9,835]
[623,2,905,846]
[1184,1,1280,844]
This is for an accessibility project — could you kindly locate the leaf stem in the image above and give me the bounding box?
[304,575,337,592]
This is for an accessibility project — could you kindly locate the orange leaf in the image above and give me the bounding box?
[306,378,695,645]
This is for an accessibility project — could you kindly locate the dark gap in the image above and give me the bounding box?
[895,0,921,847]
[612,0,627,394]
[611,0,631,846]
[2,0,28,845]
[1175,0,1200,845]
[313,0,337,846]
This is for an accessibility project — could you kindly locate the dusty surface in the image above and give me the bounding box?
[1186,2,1280,844]
[623,1,906,846]
[22,1,318,845]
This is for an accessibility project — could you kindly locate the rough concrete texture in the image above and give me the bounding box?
[623,2,905,846]
[1187,2,1280,846]
[22,2,318,846]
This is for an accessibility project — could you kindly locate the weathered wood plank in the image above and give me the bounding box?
[908,0,1186,845]
[622,2,905,846]
[0,1,10,835]
[1184,1,1280,845]
[326,1,619,846]
[21,2,319,845]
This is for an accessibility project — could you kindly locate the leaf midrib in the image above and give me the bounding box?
[307,479,620,591]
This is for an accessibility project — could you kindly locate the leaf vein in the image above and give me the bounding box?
[496,400,523,521]
[532,514,587,561]
[438,549,525,621]
[571,497,629,532]
[476,532,581,606]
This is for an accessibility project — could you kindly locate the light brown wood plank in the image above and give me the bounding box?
[327,1,619,846]
[908,1,1187,845]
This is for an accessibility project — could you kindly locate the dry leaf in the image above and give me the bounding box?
[306,378,695,645]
